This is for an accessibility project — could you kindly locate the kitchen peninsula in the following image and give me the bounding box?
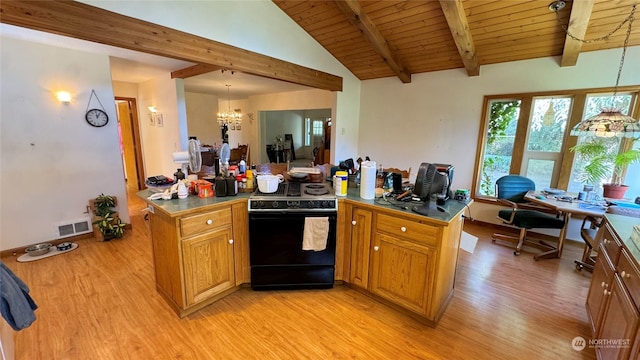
[138,186,469,326]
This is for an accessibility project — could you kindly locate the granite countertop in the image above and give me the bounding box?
[342,188,470,225]
[606,213,640,262]
[137,189,251,217]
[137,183,470,224]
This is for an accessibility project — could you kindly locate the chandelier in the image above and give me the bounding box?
[549,2,640,138]
[217,84,242,127]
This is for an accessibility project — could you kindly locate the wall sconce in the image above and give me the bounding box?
[148,106,157,113]
[56,91,72,104]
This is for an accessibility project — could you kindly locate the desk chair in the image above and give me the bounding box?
[492,175,565,257]
[574,216,603,272]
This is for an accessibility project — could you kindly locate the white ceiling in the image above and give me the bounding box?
[0,23,312,100]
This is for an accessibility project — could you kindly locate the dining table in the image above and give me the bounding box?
[523,190,608,259]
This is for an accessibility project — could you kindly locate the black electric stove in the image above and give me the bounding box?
[248,182,337,212]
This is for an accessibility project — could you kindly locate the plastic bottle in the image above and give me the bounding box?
[239,159,246,174]
[174,168,185,180]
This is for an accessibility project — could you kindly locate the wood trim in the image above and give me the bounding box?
[560,0,595,67]
[171,64,223,79]
[115,97,146,190]
[0,1,343,91]
[483,85,640,100]
[334,0,411,83]
[557,94,586,189]
[511,97,531,174]
[438,0,479,76]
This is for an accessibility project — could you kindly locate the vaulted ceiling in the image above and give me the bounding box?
[274,0,640,82]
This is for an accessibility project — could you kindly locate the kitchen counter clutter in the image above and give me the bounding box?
[138,183,470,325]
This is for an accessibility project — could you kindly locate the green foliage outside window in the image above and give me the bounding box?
[480,100,521,196]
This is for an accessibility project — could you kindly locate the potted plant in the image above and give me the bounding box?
[571,139,640,199]
[90,194,126,241]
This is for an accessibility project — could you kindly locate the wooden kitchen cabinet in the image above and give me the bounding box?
[585,215,640,360]
[585,246,614,335]
[349,206,373,289]
[370,232,435,315]
[147,203,247,318]
[182,226,235,307]
[340,200,465,326]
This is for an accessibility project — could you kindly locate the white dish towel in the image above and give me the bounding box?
[302,217,329,251]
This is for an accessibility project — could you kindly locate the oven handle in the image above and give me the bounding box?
[249,213,337,220]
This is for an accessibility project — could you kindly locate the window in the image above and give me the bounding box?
[304,117,311,146]
[473,87,639,200]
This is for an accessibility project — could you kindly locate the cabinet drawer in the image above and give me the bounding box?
[375,213,439,247]
[618,249,640,307]
[180,208,232,238]
[601,224,621,266]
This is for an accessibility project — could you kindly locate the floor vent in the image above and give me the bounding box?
[55,217,92,239]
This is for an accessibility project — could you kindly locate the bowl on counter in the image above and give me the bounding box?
[25,243,52,257]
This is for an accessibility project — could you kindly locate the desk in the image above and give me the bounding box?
[524,190,607,259]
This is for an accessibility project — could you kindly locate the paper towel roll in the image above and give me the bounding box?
[360,161,376,199]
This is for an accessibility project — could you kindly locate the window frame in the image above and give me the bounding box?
[472,85,640,203]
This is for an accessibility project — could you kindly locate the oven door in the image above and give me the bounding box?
[249,211,336,289]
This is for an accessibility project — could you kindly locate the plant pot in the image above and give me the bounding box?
[602,184,629,199]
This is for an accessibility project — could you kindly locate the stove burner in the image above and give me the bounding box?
[305,186,329,196]
[305,184,325,189]
[287,182,301,197]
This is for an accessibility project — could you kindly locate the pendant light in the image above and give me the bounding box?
[217,84,242,128]
[559,4,640,138]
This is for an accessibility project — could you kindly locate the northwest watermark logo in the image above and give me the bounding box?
[572,336,631,351]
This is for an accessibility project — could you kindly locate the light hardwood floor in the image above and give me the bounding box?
[2,192,596,360]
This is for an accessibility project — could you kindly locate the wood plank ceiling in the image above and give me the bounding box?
[273,0,640,82]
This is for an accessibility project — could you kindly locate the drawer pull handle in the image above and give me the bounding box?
[400,226,407,232]
[374,246,379,251]
[352,220,357,225]
[228,239,234,244]
[206,219,213,225]
[603,289,611,296]
[601,281,608,288]
[621,271,631,278]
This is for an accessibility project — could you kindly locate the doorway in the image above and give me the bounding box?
[115,97,145,191]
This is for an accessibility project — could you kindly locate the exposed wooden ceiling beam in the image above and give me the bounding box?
[438,0,480,76]
[334,0,411,83]
[559,0,595,67]
[171,64,223,79]
[0,1,343,92]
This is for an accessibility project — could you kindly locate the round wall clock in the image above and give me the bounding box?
[85,108,109,127]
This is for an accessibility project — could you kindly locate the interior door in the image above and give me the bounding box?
[115,98,145,190]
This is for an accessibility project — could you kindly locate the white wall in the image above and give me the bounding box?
[136,77,185,178]
[81,0,362,165]
[186,92,220,147]
[0,37,129,250]
[359,46,640,230]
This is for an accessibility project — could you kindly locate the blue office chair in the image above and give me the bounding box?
[492,175,565,258]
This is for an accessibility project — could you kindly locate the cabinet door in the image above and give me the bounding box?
[349,207,372,288]
[182,227,235,306]
[586,249,614,335]
[597,275,640,360]
[370,232,435,316]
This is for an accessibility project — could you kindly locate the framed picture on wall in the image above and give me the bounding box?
[230,123,235,130]
[148,113,155,126]
[236,124,241,130]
